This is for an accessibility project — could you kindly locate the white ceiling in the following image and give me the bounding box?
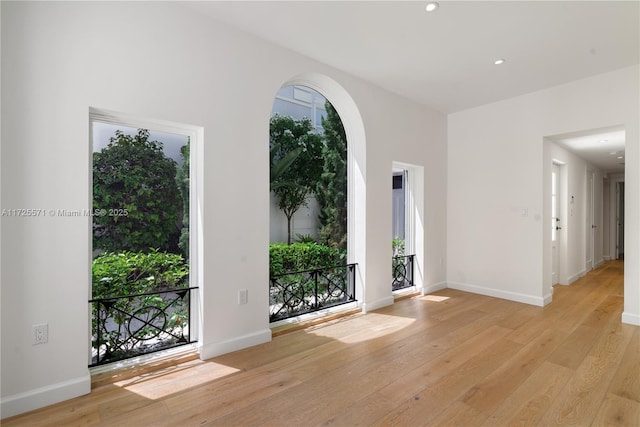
[549,126,626,174]
[183,0,639,171]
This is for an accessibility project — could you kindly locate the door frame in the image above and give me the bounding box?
[586,169,595,271]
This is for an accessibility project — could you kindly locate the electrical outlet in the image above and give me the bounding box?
[238,289,248,305]
[33,323,48,345]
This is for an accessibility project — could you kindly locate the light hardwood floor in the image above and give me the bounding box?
[3,260,638,426]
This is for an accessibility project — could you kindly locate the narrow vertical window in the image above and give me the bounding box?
[392,167,414,291]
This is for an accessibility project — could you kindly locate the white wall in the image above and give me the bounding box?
[0,1,447,417]
[358,91,447,309]
[448,66,639,321]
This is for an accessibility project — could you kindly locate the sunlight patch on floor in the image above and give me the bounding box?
[309,312,416,344]
[116,361,240,400]
[421,295,450,302]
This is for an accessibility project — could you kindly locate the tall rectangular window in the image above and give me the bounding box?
[89,111,198,366]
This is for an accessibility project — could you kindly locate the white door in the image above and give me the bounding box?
[551,164,560,285]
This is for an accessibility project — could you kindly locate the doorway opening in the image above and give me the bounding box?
[545,125,627,310]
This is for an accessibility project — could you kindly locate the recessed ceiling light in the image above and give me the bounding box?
[494,59,506,65]
[425,2,439,12]
[599,139,608,143]
[617,156,624,159]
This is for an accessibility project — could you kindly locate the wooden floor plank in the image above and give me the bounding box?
[379,325,513,397]
[315,392,396,427]
[480,361,574,426]
[608,326,640,404]
[591,392,640,426]
[1,260,636,427]
[429,401,488,426]
[462,328,569,415]
[546,324,600,369]
[373,334,522,426]
[539,316,635,426]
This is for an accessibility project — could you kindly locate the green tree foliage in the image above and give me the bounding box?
[93,129,182,253]
[175,140,190,259]
[316,101,348,250]
[270,114,323,244]
[270,146,302,184]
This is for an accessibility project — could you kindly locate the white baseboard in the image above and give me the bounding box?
[423,281,447,295]
[566,270,586,285]
[446,281,546,307]
[1,374,91,419]
[622,312,640,326]
[199,329,272,360]
[603,255,611,261]
[361,295,394,313]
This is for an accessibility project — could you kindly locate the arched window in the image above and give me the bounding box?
[268,76,366,322]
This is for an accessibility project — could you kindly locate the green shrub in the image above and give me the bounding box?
[269,242,346,276]
[92,249,189,298]
[295,233,316,244]
[91,250,190,363]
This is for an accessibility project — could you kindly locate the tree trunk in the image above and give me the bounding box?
[286,213,293,244]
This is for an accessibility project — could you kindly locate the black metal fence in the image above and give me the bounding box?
[89,287,198,366]
[392,255,414,291]
[270,264,357,322]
